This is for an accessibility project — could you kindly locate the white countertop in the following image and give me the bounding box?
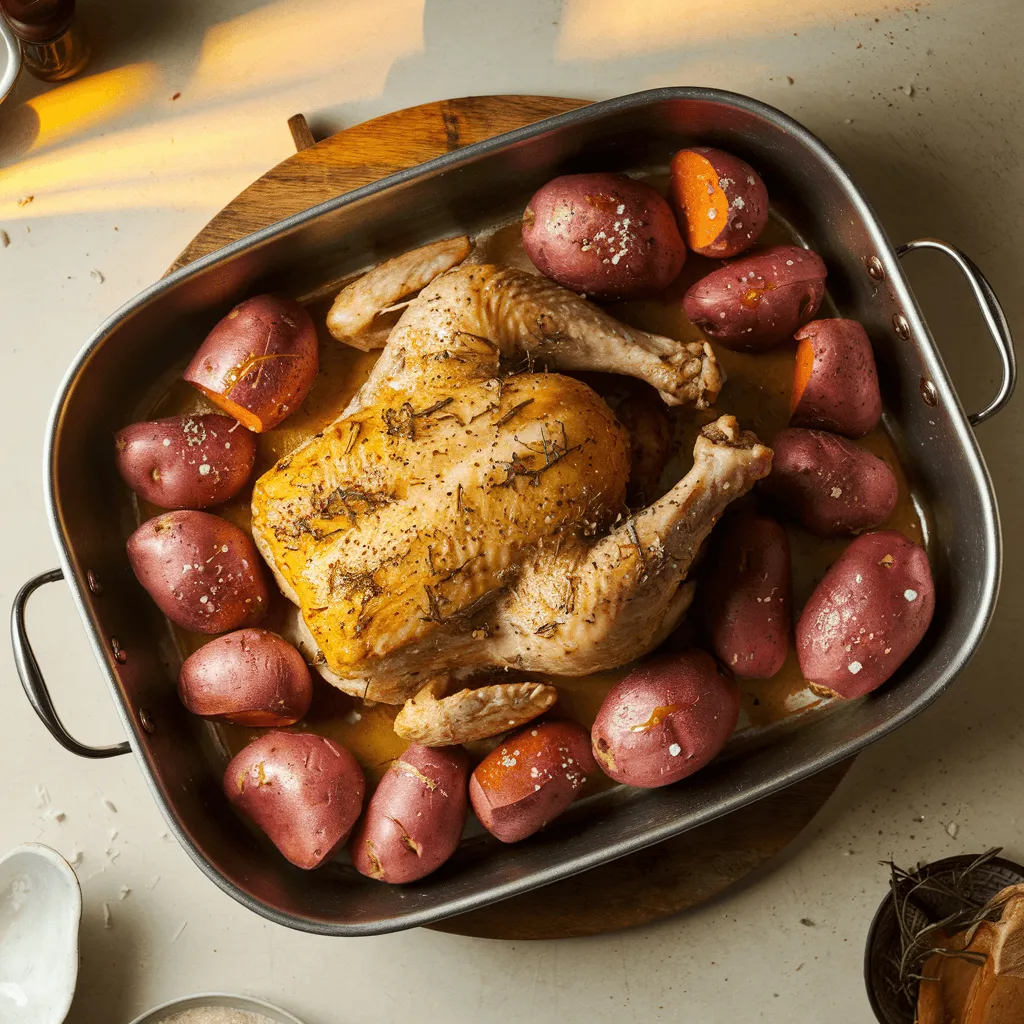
[1,1,1021,1021]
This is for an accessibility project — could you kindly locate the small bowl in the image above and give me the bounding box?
[0,14,22,105]
[864,852,1024,1024]
[128,993,307,1024]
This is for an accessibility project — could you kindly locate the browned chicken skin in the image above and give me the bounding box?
[251,255,770,736]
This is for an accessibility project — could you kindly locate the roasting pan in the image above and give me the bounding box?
[13,88,1016,935]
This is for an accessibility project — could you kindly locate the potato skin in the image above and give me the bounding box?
[350,744,469,883]
[469,721,596,843]
[702,513,792,679]
[522,172,686,300]
[682,245,826,350]
[178,628,312,726]
[791,319,882,438]
[669,147,769,258]
[796,531,935,699]
[184,295,318,433]
[591,651,739,788]
[114,413,256,509]
[224,731,365,870]
[127,510,269,633]
[760,428,898,537]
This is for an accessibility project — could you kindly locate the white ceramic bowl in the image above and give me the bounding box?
[128,993,307,1024]
[0,14,20,105]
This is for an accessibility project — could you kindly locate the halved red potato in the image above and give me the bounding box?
[224,731,365,869]
[184,295,318,433]
[126,510,269,633]
[178,629,312,726]
[522,172,686,300]
[702,513,792,679]
[469,721,596,843]
[351,744,469,883]
[796,531,935,699]
[682,245,827,351]
[591,651,739,788]
[114,413,256,509]
[669,147,769,258]
[760,428,898,537]
[791,318,882,438]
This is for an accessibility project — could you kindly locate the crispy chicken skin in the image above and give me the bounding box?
[251,259,767,717]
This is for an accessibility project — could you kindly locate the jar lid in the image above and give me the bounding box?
[1,0,75,44]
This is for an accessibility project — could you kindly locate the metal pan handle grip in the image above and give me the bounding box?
[11,568,130,758]
[896,238,1017,426]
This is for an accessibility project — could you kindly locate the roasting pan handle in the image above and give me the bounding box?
[896,238,1017,426]
[11,568,131,759]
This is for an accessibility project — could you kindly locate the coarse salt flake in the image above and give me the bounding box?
[668,743,681,757]
[848,661,863,675]
[162,438,171,447]
[904,589,918,601]
[198,464,211,476]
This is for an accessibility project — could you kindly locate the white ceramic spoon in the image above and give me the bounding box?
[0,844,81,1024]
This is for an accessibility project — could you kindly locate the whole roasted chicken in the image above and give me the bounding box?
[251,239,772,745]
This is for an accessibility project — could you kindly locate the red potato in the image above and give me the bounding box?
[669,147,769,258]
[760,428,898,537]
[178,629,312,726]
[682,244,827,351]
[224,731,365,869]
[127,510,269,633]
[469,721,596,843]
[791,318,883,438]
[351,744,469,883]
[796,531,935,699]
[591,651,739,788]
[702,513,792,679]
[522,172,686,300]
[184,295,318,433]
[114,413,256,510]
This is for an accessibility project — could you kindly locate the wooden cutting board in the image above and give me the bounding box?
[169,94,853,940]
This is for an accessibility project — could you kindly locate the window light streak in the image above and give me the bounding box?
[24,63,161,154]
[556,0,919,59]
[0,0,426,219]
[189,0,425,101]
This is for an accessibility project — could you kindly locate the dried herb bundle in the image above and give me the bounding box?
[886,849,1006,1002]
[876,848,1024,1024]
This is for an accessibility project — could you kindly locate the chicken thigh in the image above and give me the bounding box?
[251,253,771,742]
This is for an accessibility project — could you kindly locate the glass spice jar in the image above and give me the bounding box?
[0,0,89,81]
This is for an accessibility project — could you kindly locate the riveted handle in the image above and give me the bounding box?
[11,568,130,758]
[896,238,1016,426]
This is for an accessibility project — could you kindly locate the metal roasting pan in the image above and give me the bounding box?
[12,88,1016,935]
